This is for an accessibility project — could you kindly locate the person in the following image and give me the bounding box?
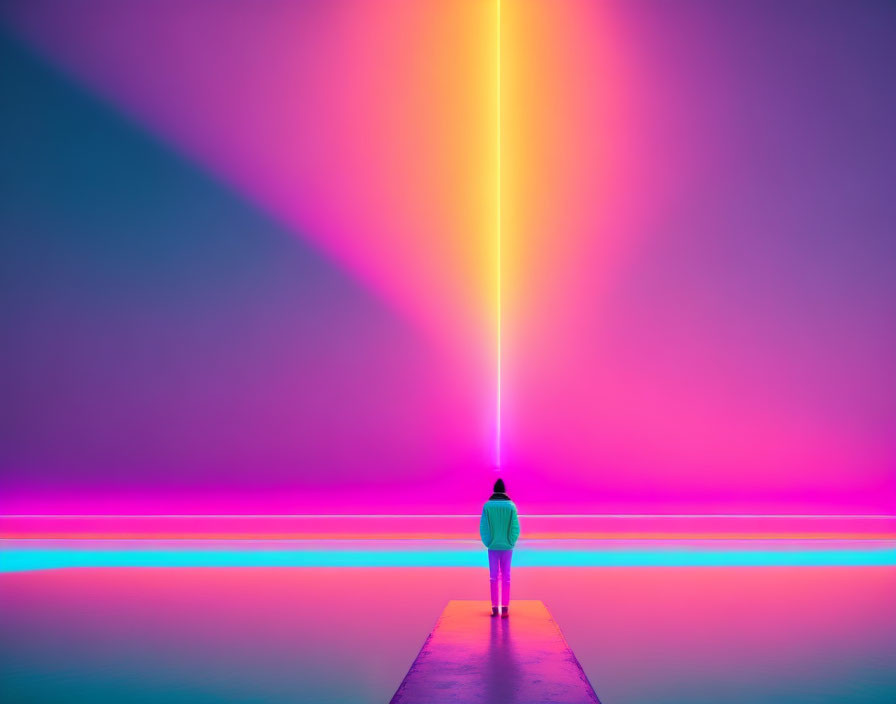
[479,478,520,617]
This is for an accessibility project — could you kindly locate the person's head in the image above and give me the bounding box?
[493,478,506,494]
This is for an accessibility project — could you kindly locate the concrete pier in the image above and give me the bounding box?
[390,600,600,703]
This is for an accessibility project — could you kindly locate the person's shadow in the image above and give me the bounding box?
[484,612,524,703]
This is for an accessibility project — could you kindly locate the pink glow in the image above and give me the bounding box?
[2,515,894,541]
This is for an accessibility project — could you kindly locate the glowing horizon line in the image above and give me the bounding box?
[0,533,896,544]
[2,514,894,520]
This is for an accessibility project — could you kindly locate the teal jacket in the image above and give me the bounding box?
[479,498,520,550]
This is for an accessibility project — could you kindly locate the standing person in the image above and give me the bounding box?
[479,478,520,617]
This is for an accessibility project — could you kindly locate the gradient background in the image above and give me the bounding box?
[2,0,895,514]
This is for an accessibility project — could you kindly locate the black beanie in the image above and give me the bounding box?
[493,478,506,493]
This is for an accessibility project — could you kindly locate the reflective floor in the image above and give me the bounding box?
[2,557,895,703]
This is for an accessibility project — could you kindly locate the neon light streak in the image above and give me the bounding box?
[3,514,895,519]
[6,515,891,541]
[495,0,503,469]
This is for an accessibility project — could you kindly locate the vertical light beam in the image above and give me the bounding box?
[495,0,502,470]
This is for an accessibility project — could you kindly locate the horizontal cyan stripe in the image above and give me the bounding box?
[2,547,895,572]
